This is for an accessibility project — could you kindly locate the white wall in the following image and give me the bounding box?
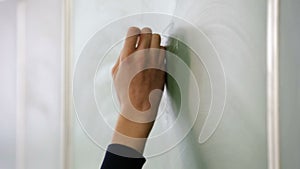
[0,0,64,169]
[0,0,17,168]
[21,0,63,168]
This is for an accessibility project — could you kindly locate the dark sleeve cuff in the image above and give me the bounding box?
[100,144,146,169]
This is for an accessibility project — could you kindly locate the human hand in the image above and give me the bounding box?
[112,27,166,123]
[111,27,166,152]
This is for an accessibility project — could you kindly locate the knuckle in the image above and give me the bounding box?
[152,34,161,41]
[128,26,140,33]
[141,27,152,34]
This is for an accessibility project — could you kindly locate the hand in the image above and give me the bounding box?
[111,27,166,153]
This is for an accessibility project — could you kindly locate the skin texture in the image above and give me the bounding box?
[111,27,166,153]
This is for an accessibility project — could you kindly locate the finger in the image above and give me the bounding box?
[136,27,152,50]
[150,34,161,49]
[121,27,140,61]
[159,46,166,67]
[149,34,161,63]
[159,47,167,88]
[111,57,120,76]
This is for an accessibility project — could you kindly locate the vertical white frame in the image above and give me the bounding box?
[62,0,73,169]
[16,1,26,169]
[267,0,280,169]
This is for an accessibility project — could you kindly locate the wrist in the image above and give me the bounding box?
[111,115,154,153]
[114,115,154,138]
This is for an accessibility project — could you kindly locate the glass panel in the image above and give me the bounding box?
[71,0,268,168]
[279,0,300,168]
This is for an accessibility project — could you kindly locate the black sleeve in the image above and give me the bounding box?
[100,144,146,169]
